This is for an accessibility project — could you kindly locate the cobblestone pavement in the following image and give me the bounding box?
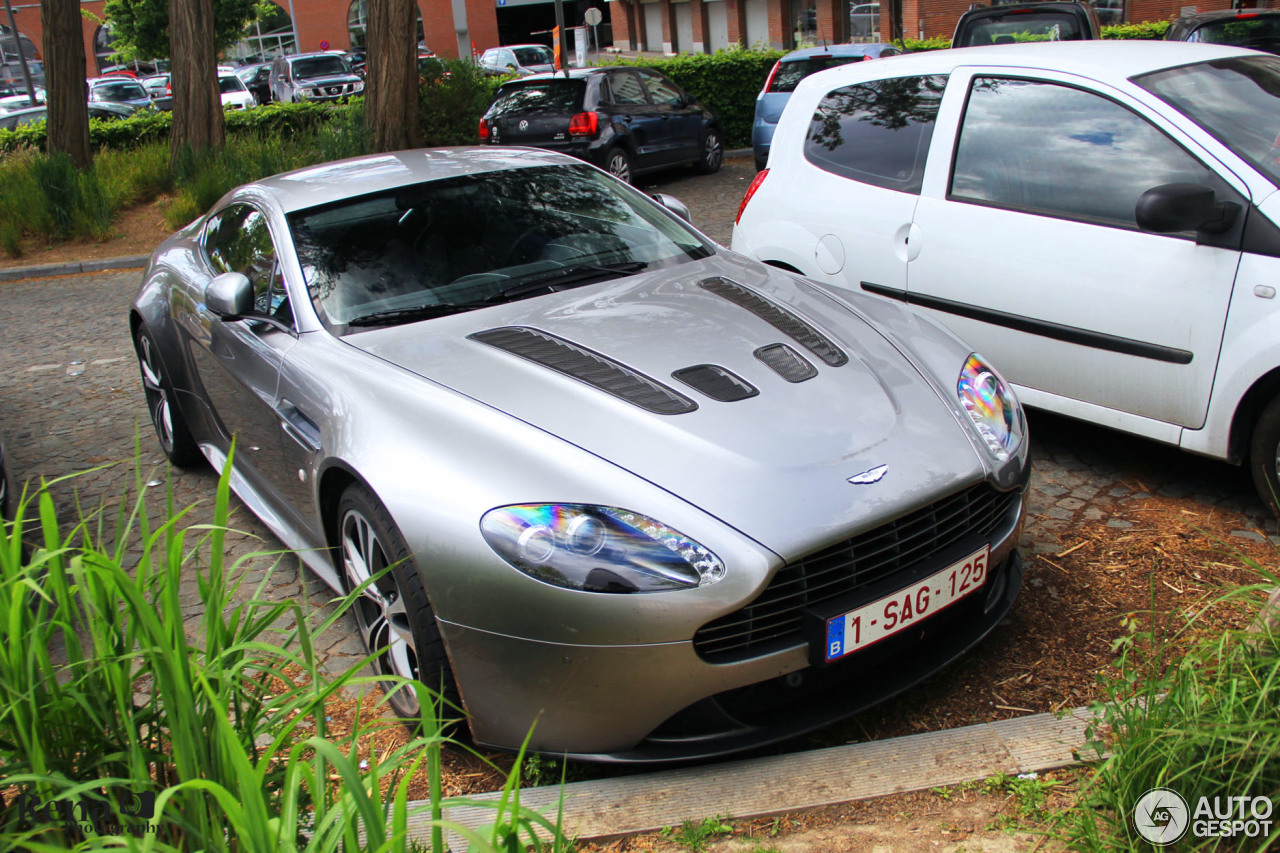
[0,154,1275,687]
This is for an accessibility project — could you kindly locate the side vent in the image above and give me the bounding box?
[468,326,698,415]
[699,277,848,367]
[672,365,759,402]
[754,343,818,383]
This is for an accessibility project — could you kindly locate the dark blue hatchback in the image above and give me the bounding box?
[479,67,722,184]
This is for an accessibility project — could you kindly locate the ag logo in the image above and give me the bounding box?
[1134,788,1189,845]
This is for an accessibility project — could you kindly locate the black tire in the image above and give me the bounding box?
[1250,396,1280,519]
[134,326,201,468]
[336,482,459,723]
[604,146,632,184]
[695,128,723,174]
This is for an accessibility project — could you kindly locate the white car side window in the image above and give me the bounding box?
[951,77,1217,229]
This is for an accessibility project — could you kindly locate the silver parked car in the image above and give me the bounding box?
[129,148,1028,761]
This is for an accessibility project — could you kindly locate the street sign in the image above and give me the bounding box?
[320,39,330,50]
[584,7,602,25]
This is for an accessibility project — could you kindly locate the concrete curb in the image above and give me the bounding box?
[0,254,149,283]
[423,706,1096,847]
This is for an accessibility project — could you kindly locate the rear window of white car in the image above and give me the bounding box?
[804,74,946,194]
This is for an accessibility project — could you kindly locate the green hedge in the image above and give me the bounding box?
[1102,20,1171,39]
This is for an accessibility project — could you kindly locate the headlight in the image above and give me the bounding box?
[480,504,725,593]
[353,81,365,93]
[957,354,1023,461]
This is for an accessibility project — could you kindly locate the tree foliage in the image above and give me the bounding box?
[102,0,265,61]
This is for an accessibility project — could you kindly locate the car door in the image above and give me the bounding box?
[904,70,1245,431]
[638,69,701,164]
[605,69,665,168]
[188,203,306,516]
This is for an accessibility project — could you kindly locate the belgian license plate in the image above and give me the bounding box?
[824,545,990,663]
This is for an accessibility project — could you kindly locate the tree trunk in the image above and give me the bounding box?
[41,0,90,169]
[169,0,225,163]
[366,0,422,153]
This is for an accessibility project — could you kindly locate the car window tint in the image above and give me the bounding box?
[951,77,1217,228]
[609,71,648,105]
[640,72,683,106]
[488,79,586,115]
[769,55,867,94]
[804,74,946,194]
[513,46,552,66]
[292,57,348,78]
[1185,16,1280,47]
[956,12,1086,47]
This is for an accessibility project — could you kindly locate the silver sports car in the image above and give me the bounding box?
[130,148,1029,762]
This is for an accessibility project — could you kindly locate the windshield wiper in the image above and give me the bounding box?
[345,301,484,327]
[486,261,649,302]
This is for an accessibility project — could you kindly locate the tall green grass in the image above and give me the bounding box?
[1066,562,1280,852]
[0,458,570,852]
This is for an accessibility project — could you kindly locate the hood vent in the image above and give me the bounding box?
[699,277,848,367]
[469,326,698,415]
[754,343,818,383]
[672,364,759,402]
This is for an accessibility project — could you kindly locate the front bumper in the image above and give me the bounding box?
[442,480,1026,762]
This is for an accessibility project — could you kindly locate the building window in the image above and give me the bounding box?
[347,0,427,52]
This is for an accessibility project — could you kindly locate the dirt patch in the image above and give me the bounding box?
[0,200,170,270]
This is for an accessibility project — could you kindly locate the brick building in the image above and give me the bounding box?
[5,0,501,78]
[606,0,1266,52]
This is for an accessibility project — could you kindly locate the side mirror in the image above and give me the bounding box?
[1136,183,1240,235]
[651,192,692,223]
[205,272,253,318]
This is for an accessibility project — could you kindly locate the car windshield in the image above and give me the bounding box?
[1135,55,1280,187]
[289,164,712,332]
[488,79,586,115]
[512,46,553,66]
[218,76,246,93]
[956,13,1086,46]
[1184,15,1280,52]
[94,82,147,100]
[770,55,868,93]
[292,56,349,79]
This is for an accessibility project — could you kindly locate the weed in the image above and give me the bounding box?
[661,816,735,852]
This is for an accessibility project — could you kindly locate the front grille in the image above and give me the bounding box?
[693,483,1020,662]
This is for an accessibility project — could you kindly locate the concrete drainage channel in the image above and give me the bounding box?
[420,707,1095,847]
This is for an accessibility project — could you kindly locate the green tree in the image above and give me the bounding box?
[102,0,266,61]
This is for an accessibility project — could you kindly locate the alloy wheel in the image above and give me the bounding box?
[137,334,175,453]
[341,507,421,716]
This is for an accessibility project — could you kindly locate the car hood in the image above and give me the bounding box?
[342,256,986,557]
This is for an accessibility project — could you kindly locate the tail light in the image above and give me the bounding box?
[478,118,490,141]
[761,60,782,94]
[568,111,598,137]
[736,169,769,224]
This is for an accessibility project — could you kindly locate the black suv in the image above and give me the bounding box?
[952,1,1101,47]
[479,67,722,183]
[1166,9,1280,54]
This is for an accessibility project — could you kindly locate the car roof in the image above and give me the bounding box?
[797,39,1259,87]
[1175,8,1280,24]
[245,147,583,215]
[781,43,896,61]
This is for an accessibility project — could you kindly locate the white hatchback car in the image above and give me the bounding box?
[734,41,1280,514]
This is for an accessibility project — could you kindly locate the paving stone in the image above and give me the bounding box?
[1106,519,1134,529]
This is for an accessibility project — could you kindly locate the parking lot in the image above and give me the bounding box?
[0,153,1275,690]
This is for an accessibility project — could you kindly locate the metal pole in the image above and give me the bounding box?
[553,0,566,72]
[1,0,36,105]
[451,0,471,61]
[285,0,300,53]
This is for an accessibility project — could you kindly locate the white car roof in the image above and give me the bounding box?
[797,40,1260,93]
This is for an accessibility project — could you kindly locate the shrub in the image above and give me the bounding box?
[1102,20,1171,40]
[419,58,506,146]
